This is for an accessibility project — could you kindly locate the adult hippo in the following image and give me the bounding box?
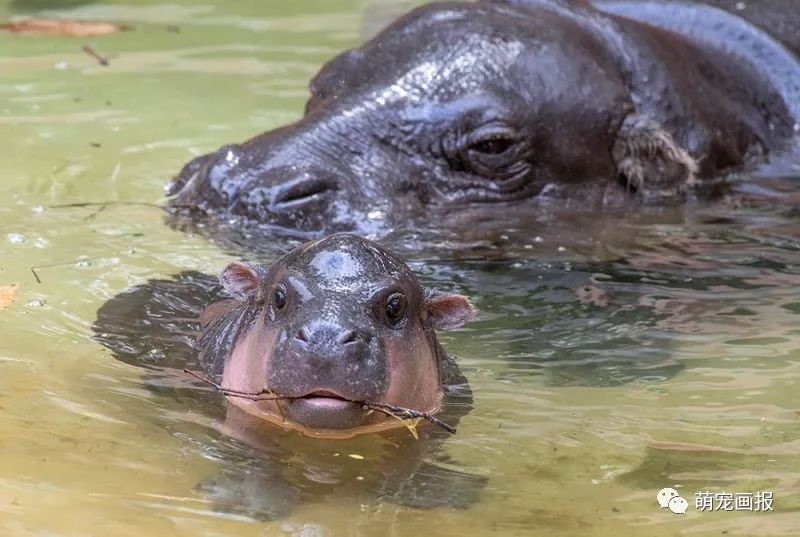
[166,0,800,237]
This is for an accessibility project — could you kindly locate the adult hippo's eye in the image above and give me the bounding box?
[454,123,531,180]
[469,137,514,155]
[273,286,287,310]
[385,292,407,326]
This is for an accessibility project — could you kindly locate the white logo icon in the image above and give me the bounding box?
[668,496,689,514]
[657,487,680,509]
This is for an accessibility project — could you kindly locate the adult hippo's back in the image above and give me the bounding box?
[167,0,800,237]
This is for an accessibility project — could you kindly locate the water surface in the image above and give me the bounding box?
[1,1,799,535]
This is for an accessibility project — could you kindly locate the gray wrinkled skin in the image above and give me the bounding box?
[166,0,800,237]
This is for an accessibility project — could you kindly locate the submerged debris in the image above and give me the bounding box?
[1,19,128,37]
[0,284,20,310]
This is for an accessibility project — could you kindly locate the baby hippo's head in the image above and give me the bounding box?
[198,233,475,438]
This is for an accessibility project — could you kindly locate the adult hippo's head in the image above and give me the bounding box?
[198,233,475,437]
[167,0,776,236]
[165,0,647,236]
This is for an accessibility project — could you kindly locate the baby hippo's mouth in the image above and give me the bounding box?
[284,389,369,430]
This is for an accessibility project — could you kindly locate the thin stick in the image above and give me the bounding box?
[364,401,456,434]
[183,370,455,433]
[29,256,102,284]
[49,201,161,209]
[82,44,109,66]
[183,369,285,401]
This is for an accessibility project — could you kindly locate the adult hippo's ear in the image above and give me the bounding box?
[424,289,476,331]
[219,262,266,303]
[612,114,699,202]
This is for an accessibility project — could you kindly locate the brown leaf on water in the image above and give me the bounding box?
[0,19,127,37]
[0,283,20,310]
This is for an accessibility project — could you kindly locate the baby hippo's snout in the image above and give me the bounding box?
[271,319,388,430]
[282,320,383,429]
[292,320,371,361]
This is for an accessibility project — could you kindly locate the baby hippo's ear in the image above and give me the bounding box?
[219,262,265,303]
[424,289,476,331]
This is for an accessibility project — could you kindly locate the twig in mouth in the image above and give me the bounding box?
[82,44,109,66]
[182,370,456,434]
[363,401,456,435]
[183,369,285,401]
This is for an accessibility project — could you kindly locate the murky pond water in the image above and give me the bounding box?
[1,1,799,536]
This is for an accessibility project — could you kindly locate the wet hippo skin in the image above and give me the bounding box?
[166,0,800,237]
[92,234,485,518]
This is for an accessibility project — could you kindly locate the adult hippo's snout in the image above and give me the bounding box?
[167,129,365,232]
[166,0,800,237]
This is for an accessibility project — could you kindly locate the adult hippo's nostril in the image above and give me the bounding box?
[272,175,338,210]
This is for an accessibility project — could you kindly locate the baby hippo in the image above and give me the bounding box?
[196,233,475,438]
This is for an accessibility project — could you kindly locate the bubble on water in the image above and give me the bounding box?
[145,348,165,360]
[26,299,46,308]
[31,205,45,214]
[54,61,68,70]
[524,244,533,249]
[534,235,543,243]
[7,233,26,244]
[557,246,566,252]
[74,259,92,268]
[367,210,385,220]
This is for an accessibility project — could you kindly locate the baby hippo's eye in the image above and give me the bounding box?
[273,287,287,310]
[385,292,407,326]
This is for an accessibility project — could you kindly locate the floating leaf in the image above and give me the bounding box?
[0,19,127,37]
[0,283,20,310]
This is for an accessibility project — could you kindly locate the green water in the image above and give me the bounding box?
[1,1,799,536]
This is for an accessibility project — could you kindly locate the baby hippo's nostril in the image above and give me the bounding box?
[338,329,358,345]
[295,327,309,343]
